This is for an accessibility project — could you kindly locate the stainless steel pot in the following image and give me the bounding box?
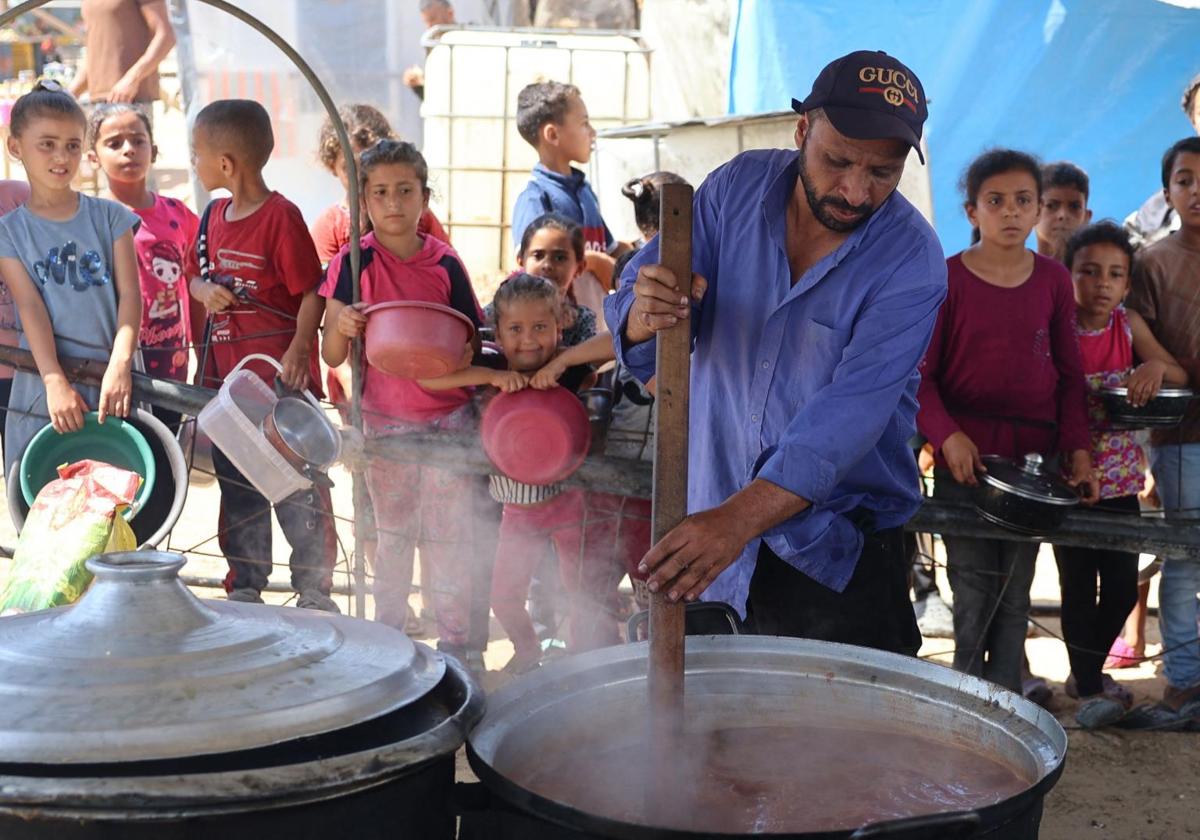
[464,637,1067,839]
[973,453,1080,537]
[0,551,483,839]
[1100,386,1196,428]
[261,395,342,474]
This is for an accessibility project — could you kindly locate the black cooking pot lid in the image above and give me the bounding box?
[979,453,1080,506]
[0,552,444,765]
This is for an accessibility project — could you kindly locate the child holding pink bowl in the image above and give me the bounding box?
[422,273,622,673]
[320,139,485,661]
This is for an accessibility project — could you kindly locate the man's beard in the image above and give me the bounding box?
[797,138,876,233]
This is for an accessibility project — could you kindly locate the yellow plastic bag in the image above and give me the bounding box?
[0,460,141,614]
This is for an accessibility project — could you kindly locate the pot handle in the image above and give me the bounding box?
[272,375,324,413]
[228,353,322,410]
[451,781,493,814]
[228,353,284,378]
[850,810,981,838]
[626,600,744,641]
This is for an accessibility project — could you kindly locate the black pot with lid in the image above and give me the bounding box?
[973,453,1080,537]
[0,551,484,840]
[1100,385,1197,428]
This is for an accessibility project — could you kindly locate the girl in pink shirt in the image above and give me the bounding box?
[1053,221,1186,728]
[87,104,198,429]
[321,140,484,657]
[917,149,1096,694]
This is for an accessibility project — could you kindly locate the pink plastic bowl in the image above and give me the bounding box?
[481,387,592,485]
[363,301,475,380]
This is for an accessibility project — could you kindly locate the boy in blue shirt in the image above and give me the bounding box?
[511,81,627,310]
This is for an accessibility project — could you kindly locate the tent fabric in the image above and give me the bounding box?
[728,0,1200,249]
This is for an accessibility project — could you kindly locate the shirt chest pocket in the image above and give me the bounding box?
[784,318,852,408]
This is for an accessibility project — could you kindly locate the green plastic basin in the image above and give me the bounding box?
[19,413,155,518]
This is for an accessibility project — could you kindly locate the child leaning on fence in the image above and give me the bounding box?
[0,81,141,480]
[916,149,1096,694]
[183,99,338,613]
[88,103,199,432]
[421,273,620,674]
[1053,221,1187,729]
[320,139,485,659]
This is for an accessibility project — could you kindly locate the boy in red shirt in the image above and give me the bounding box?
[185,99,337,612]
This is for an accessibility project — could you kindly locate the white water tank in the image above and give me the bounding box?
[421,26,651,286]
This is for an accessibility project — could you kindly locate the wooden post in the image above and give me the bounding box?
[649,183,693,725]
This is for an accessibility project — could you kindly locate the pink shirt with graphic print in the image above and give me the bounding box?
[133,193,198,382]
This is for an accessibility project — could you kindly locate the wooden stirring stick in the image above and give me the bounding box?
[648,182,693,733]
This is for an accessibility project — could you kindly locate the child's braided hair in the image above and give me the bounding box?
[492,272,562,323]
[621,171,689,238]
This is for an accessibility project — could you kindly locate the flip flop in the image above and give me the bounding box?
[1115,703,1190,732]
[1104,637,1141,669]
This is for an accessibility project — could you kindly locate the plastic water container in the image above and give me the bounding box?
[197,355,311,503]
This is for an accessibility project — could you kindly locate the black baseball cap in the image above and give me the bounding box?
[792,50,928,164]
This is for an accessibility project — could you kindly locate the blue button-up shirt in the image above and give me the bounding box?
[604,149,947,616]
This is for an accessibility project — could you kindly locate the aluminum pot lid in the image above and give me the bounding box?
[979,453,1080,506]
[0,552,445,765]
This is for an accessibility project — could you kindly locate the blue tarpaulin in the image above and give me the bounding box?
[728,0,1200,249]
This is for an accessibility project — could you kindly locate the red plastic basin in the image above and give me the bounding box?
[481,387,591,485]
[363,301,475,380]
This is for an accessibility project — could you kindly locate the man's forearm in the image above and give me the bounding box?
[621,305,654,345]
[719,478,812,545]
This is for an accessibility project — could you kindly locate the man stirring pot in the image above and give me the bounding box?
[605,51,947,655]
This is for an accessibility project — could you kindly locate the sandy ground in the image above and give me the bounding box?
[919,554,1200,840]
[0,97,1195,839]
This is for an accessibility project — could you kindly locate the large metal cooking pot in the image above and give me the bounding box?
[463,637,1066,839]
[0,551,483,839]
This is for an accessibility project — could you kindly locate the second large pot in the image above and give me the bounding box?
[464,637,1067,839]
[0,551,484,839]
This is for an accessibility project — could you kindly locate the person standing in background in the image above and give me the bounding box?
[1125,73,1200,249]
[403,0,458,102]
[1127,136,1200,723]
[69,0,175,108]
